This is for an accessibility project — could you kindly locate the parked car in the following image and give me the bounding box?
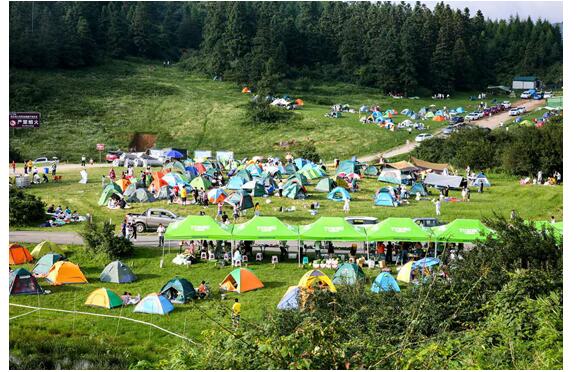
[520,90,533,99]
[442,126,454,136]
[413,218,446,230]
[136,155,164,167]
[415,133,433,142]
[483,108,492,116]
[464,112,480,121]
[509,107,526,116]
[345,216,378,226]
[450,116,464,124]
[33,157,59,165]
[126,208,184,233]
[543,91,553,99]
[106,150,124,162]
[501,101,512,109]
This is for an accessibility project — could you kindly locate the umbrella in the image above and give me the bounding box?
[166,150,184,159]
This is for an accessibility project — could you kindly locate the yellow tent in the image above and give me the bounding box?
[396,261,414,283]
[30,240,65,259]
[85,288,123,309]
[297,270,337,292]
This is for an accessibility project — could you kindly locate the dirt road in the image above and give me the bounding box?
[472,98,546,129]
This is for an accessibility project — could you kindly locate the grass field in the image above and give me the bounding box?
[10,59,516,162]
[8,243,354,368]
[10,164,563,235]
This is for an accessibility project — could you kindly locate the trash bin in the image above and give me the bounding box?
[44,167,49,174]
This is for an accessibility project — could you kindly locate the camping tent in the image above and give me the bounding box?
[165,215,233,240]
[98,184,123,206]
[231,216,298,241]
[297,270,337,292]
[374,188,398,207]
[242,180,266,197]
[336,160,365,176]
[277,286,302,310]
[10,268,44,295]
[335,176,349,189]
[126,188,155,203]
[207,188,228,204]
[396,261,415,283]
[226,176,245,190]
[115,179,131,192]
[32,253,66,277]
[225,190,254,210]
[220,268,264,293]
[45,261,88,285]
[410,182,429,196]
[134,293,174,315]
[431,219,495,243]
[364,165,379,176]
[246,164,263,177]
[378,169,409,184]
[365,218,431,242]
[282,182,305,199]
[315,178,337,192]
[471,172,491,187]
[423,173,463,188]
[160,277,196,304]
[371,272,400,293]
[100,260,137,283]
[298,164,326,180]
[332,263,365,285]
[327,187,351,202]
[190,176,212,190]
[9,244,34,265]
[30,240,65,259]
[235,169,253,183]
[299,217,367,242]
[85,288,123,309]
[287,173,310,186]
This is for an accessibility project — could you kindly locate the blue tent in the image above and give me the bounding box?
[235,169,252,183]
[401,109,412,116]
[410,182,428,196]
[472,172,491,187]
[374,189,398,207]
[246,164,263,177]
[371,272,401,293]
[456,107,465,113]
[165,150,183,159]
[277,286,301,310]
[294,158,309,169]
[327,187,351,202]
[285,163,297,174]
[134,294,174,315]
[226,176,245,190]
[184,166,198,179]
[412,257,441,270]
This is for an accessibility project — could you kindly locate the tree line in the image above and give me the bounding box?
[10,1,562,94]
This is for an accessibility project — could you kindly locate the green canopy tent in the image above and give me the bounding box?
[364,218,431,242]
[165,215,233,240]
[300,216,368,260]
[431,219,495,243]
[533,220,563,242]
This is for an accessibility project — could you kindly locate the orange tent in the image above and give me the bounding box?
[9,244,34,265]
[433,115,445,122]
[242,87,251,93]
[115,179,131,192]
[46,261,88,285]
[295,98,304,106]
[150,172,169,192]
[220,268,264,293]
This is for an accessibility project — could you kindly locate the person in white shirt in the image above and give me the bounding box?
[433,199,441,216]
[343,198,350,214]
[157,224,166,247]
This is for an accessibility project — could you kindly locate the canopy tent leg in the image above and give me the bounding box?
[160,241,165,268]
[231,240,235,266]
[298,239,301,267]
[366,239,370,261]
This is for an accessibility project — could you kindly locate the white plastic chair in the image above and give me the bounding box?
[256,253,263,261]
[201,252,207,260]
[208,252,215,260]
[242,255,248,263]
[234,260,242,267]
[271,256,279,264]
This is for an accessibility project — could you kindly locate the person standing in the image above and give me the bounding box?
[510,209,517,221]
[433,198,441,216]
[233,204,240,222]
[278,180,284,197]
[254,202,260,216]
[51,161,57,177]
[217,201,224,220]
[81,155,86,167]
[232,298,241,329]
[180,186,187,206]
[157,223,166,247]
[121,220,127,238]
[479,182,484,194]
[537,170,543,185]
[466,187,471,202]
[556,171,562,185]
[343,197,350,214]
[11,160,16,174]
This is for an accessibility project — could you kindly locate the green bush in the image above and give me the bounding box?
[80,221,134,259]
[294,142,320,163]
[245,100,293,127]
[9,188,46,226]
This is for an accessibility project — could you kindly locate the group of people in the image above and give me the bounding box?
[121,216,139,240]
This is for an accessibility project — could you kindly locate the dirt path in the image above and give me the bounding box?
[473,99,546,129]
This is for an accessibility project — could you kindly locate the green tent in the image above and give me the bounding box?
[282,182,305,199]
[298,165,326,180]
[287,173,309,186]
[232,216,299,241]
[123,183,137,197]
[365,218,431,242]
[235,169,252,183]
[315,178,337,192]
[225,190,254,210]
[190,176,212,190]
[242,180,266,197]
[533,221,562,242]
[30,240,65,259]
[98,184,123,206]
[165,161,186,174]
[364,165,379,176]
[299,217,367,242]
[165,215,233,240]
[431,219,495,243]
[160,277,196,304]
[332,263,365,285]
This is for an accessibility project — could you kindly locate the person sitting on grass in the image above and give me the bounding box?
[121,292,141,306]
[197,281,209,299]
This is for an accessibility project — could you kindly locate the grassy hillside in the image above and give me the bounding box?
[10,59,514,162]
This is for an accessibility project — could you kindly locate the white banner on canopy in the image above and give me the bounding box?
[216,151,234,162]
[194,150,212,160]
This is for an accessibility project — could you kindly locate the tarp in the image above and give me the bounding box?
[431,219,495,242]
[410,157,449,172]
[297,270,337,292]
[160,277,196,304]
[232,216,298,240]
[332,263,365,285]
[277,286,301,310]
[9,244,34,265]
[85,288,123,309]
[387,161,417,171]
[423,173,463,188]
[371,272,400,293]
[327,186,350,201]
[365,218,431,242]
[220,268,264,293]
[165,215,233,240]
[10,268,44,295]
[134,293,174,315]
[32,253,66,277]
[100,260,137,283]
[299,217,367,242]
[46,261,88,285]
[315,178,336,192]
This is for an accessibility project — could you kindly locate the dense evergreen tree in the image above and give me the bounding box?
[9,1,562,93]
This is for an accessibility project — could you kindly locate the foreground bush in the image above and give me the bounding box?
[9,188,46,226]
[81,221,134,259]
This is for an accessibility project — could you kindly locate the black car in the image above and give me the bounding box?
[450,116,464,124]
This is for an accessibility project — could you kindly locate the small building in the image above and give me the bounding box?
[512,76,541,90]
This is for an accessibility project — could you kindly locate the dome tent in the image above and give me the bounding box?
[134,293,174,315]
[277,286,302,310]
[85,288,123,309]
[160,277,196,304]
[327,187,350,202]
[371,272,400,293]
[100,260,137,283]
[332,263,365,285]
[220,268,264,293]
[10,268,44,295]
[32,253,66,277]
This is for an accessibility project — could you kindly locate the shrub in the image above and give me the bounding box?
[81,221,134,259]
[9,188,46,226]
[245,100,293,127]
[294,142,320,163]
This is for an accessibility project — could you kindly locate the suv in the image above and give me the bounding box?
[345,216,379,226]
[450,116,464,124]
[501,101,512,109]
[413,218,446,230]
[415,133,433,142]
[33,157,59,165]
[106,150,123,162]
[464,112,480,121]
[509,107,526,116]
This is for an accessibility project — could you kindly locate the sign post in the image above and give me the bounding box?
[96,144,105,164]
[9,112,41,129]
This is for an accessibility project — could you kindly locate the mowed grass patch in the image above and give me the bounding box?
[10,59,515,161]
[11,165,563,233]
